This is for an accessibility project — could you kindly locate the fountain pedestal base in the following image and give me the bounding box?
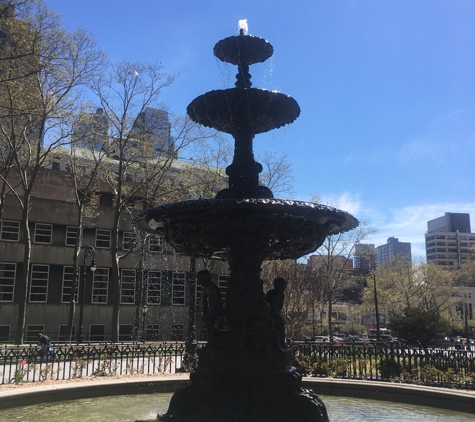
[148,349,328,422]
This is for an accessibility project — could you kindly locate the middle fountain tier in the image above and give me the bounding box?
[140,25,358,422]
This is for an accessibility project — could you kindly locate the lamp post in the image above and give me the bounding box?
[365,271,380,341]
[142,304,148,341]
[464,294,469,339]
[77,246,96,343]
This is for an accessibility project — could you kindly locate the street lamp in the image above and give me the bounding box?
[77,246,96,343]
[365,271,380,341]
[464,294,469,338]
[142,304,148,341]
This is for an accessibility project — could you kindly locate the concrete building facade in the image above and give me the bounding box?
[353,244,376,271]
[425,213,475,269]
[0,168,229,343]
[376,237,411,267]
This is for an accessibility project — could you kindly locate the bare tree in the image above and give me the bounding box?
[261,259,318,341]
[57,110,110,342]
[258,151,295,198]
[0,0,105,343]
[89,60,225,342]
[307,220,377,339]
[179,132,231,200]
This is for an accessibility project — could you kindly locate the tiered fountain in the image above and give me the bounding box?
[140,22,358,422]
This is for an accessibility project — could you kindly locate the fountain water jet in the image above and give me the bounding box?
[139,23,358,422]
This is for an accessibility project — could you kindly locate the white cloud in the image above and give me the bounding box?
[397,138,442,165]
[320,192,362,216]
[362,202,475,260]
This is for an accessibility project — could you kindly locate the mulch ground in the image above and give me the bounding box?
[0,372,189,391]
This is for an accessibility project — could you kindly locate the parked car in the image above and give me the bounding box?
[368,335,395,344]
[313,336,330,343]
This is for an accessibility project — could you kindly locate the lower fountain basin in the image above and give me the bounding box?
[1,385,474,422]
[140,198,358,260]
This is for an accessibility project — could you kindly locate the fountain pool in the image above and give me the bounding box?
[0,392,474,422]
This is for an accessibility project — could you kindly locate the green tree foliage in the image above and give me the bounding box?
[388,306,449,347]
[455,246,475,287]
[363,257,456,319]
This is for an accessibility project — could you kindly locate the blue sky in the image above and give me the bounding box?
[46,0,475,259]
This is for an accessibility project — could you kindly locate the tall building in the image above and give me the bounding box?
[376,237,411,267]
[353,244,376,271]
[72,108,109,151]
[132,107,172,155]
[425,213,475,269]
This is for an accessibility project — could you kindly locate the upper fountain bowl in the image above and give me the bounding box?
[214,34,273,66]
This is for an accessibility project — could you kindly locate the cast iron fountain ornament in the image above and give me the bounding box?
[138,20,358,422]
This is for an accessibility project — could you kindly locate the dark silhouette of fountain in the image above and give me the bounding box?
[139,24,358,422]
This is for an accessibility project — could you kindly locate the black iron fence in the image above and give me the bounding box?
[2,342,475,389]
[0,342,198,385]
[293,343,475,389]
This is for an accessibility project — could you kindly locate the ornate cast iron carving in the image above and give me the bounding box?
[138,23,358,422]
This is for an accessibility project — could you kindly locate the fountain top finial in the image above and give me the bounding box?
[238,19,248,35]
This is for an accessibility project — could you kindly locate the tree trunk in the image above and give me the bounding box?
[110,209,121,343]
[111,251,121,343]
[15,201,31,345]
[327,292,333,340]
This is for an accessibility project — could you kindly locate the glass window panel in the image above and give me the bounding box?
[0,262,16,302]
[172,272,185,305]
[29,265,49,303]
[34,223,53,244]
[95,229,111,249]
[0,220,20,241]
[92,268,109,304]
[146,271,161,305]
[120,269,135,304]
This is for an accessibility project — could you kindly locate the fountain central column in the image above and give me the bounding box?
[139,23,358,422]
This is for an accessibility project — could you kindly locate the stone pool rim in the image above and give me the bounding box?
[1,376,474,415]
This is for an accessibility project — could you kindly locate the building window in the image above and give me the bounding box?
[120,269,136,304]
[99,193,113,207]
[148,235,164,253]
[0,219,20,241]
[62,266,78,303]
[29,264,49,303]
[92,268,109,304]
[52,161,60,170]
[122,231,135,250]
[34,223,53,244]
[59,324,76,341]
[95,229,111,249]
[195,276,202,306]
[171,324,184,341]
[146,271,161,305]
[65,226,78,246]
[0,262,16,302]
[218,275,229,305]
[0,326,10,342]
[89,325,105,342]
[145,324,160,341]
[172,272,186,305]
[119,325,133,341]
[26,325,44,342]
